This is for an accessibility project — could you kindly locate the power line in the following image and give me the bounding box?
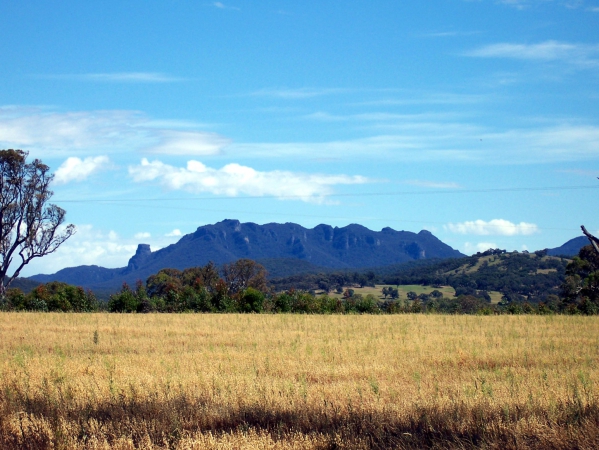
[73,202,582,233]
[53,184,599,203]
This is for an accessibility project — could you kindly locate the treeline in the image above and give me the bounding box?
[1,246,598,315]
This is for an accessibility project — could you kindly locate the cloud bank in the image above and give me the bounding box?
[2,106,598,164]
[446,219,539,235]
[128,158,370,203]
[0,107,228,157]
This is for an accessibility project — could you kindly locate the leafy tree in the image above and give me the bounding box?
[0,150,75,296]
[222,259,268,296]
[560,245,599,313]
[146,268,183,298]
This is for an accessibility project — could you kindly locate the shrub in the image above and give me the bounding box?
[238,287,265,313]
[108,283,140,313]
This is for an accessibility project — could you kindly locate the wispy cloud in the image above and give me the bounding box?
[250,87,348,99]
[351,92,491,107]
[3,106,598,165]
[446,219,539,235]
[212,2,240,11]
[36,72,185,83]
[494,0,597,10]
[404,180,461,189]
[134,232,151,240]
[54,156,111,184]
[557,168,599,177]
[232,122,599,164]
[0,106,227,157]
[165,229,182,237]
[128,158,370,203]
[145,130,230,156]
[464,40,599,68]
[497,0,532,10]
[419,30,481,38]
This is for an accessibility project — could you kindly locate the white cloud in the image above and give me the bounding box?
[128,158,370,203]
[0,106,227,157]
[18,225,138,276]
[134,232,151,240]
[145,130,230,155]
[464,40,599,68]
[2,106,598,165]
[54,156,110,184]
[166,229,182,237]
[38,72,185,83]
[463,242,498,254]
[18,224,183,277]
[446,219,539,236]
[403,180,461,189]
[230,122,599,163]
[250,87,347,99]
[419,30,481,38]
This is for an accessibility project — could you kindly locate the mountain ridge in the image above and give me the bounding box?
[30,219,464,290]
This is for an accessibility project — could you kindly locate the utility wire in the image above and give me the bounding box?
[77,202,583,233]
[53,184,599,203]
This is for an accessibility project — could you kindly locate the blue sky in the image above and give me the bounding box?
[1,0,598,276]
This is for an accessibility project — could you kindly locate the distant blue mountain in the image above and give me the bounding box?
[547,236,588,257]
[29,219,465,291]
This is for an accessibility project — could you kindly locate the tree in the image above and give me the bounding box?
[0,150,74,296]
[222,259,268,296]
[560,245,599,313]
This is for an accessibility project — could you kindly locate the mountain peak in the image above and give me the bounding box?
[126,244,152,272]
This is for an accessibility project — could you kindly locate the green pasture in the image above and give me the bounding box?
[326,284,504,304]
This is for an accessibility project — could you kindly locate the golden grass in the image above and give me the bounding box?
[1,313,599,449]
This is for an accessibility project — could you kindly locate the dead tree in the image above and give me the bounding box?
[581,225,599,256]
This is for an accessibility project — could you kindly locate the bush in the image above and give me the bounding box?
[238,287,265,313]
[108,283,141,313]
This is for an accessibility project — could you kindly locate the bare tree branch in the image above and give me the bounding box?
[581,225,599,256]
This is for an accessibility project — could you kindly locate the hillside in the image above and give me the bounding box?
[30,219,464,291]
[272,248,570,303]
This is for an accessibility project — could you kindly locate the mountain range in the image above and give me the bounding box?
[28,220,591,294]
[30,219,464,291]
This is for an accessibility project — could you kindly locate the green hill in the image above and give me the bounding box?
[272,249,569,304]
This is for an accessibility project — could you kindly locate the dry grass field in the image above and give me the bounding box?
[1,313,598,449]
